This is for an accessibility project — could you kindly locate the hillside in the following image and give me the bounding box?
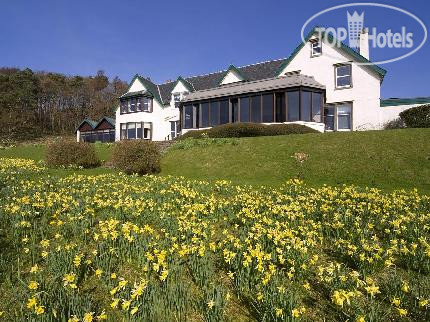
[0,129,429,193]
[162,129,430,193]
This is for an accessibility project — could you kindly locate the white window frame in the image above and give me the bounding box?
[120,122,152,140]
[335,64,352,89]
[310,39,322,57]
[324,102,353,131]
[143,97,152,112]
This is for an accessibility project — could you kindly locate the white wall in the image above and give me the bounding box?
[279,36,382,130]
[115,100,179,141]
[378,104,419,126]
[115,77,180,141]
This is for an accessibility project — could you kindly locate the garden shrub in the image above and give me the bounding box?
[45,140,100,168]
[399,104,430,128]
[383,118,405,130]
[111,140,161,175]
[179,123,317,139]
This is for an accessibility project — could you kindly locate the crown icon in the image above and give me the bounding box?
[347,11,364,48]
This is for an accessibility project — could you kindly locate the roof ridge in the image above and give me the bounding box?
[180,57,286,81]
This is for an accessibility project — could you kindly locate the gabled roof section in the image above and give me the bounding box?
[122,74,163,105]
[276,27,387,80]
[95,116,115,129]
[75,118,97,133]
[219,65,246,85]
[380,97,430,107]
[172,76,194,92]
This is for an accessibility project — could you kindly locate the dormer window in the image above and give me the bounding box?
[311,39,322,57]
[173,93,181,108]
[143,97,152,112]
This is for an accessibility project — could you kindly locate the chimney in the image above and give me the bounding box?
[359,28,369,60]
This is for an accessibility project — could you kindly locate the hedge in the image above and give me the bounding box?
[111,140,161,175]
[179,123,318,139]
[45,140,100,168]
[399,104,430,128]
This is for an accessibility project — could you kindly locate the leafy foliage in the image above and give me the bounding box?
[0,68,127,141]
[399,104,430,128]
[179,123,318,139]
[45,140,101,168]
[383,117,405,130]
[110,140,161,175]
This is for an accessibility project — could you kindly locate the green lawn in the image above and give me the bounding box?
[1,129,429,193]
[162,128,430,193]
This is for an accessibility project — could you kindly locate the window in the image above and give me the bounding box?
[120,97,152,114]
[301,91,312,122]
[324,105,335,131]
[262,94,274,122]
[337,104,352,130]
[200,102,210,128]
[173,93,180,102]
[311,39,322,57]
[239,97,250,122]
[120,122,152,140]
[231,98,239,123]
[287,91,300,121]
[170,121,180,139]
[121,101,128,114]
[312,92,322,122]
[323,103,352,131]
[127,123,136,139]
[335,64,352,88]
[250,96,261,123]
[219,100,229,125]
[183,105,194,129]
[275,92,286,122]
[121,124,127,139]
[210,101,219,126]
[136,97,142,111]
[143,97,152,112]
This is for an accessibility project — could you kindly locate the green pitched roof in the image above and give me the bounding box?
[172,76,194,92]
[124,74,163,105]
[218,65,246,85]
[276,27,387,80]
[380,97,430,107]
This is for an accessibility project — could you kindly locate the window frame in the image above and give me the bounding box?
[119,122,153,140]
[120,96,153,115]
[323,102,353,131]
[310,39,322,57]
[335,64,352,89]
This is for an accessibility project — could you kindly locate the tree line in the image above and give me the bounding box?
[0,67,128,141]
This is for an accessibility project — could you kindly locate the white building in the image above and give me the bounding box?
[106,27,429,142]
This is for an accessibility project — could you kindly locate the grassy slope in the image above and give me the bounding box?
[1,129,429,193]
[161,129,430,193]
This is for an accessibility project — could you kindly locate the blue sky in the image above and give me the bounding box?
[1,0,429,98]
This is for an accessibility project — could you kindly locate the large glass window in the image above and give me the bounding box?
[210,101,219,126]
[262,94,274,122]
[324,105,335,131]
[301,91,312,122]
[287,91,300,121]
[335,64,352,88]
[170,121,180,139]
[231,98,239,123]
[183,105,194,129]
[275,92,286,122]
[239,97,250,122]
[337,104,352,130]
[312,92,322,122]
[120,97,152,114]
[219,100,229,124]
[127,123,136,139]
[136,122,142,139]
[200,102,210,128]
[250,96,261,123]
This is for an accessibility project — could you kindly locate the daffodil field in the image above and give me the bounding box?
[0,158,430,321]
